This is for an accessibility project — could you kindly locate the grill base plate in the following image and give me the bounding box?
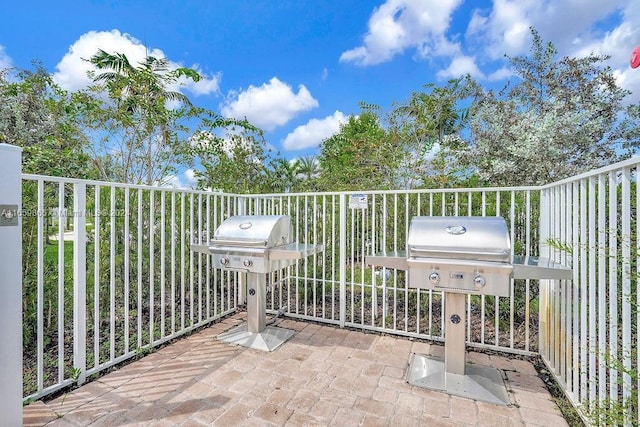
[406,354,511,406]
[217,324,295,352]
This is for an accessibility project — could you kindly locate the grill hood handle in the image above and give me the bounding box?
[410,248,509,258]
[210,238,268,247]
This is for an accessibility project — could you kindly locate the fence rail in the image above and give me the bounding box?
[17,157,640,425]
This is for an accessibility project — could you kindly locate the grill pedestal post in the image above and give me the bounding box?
[217,272,295,352]
[247,272,266,333]
[444,293,466,375]
[406,291,511,406]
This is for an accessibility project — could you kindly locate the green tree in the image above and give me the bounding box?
[467,28,639,186]
[0,65,92,177]
[318,104,397,191]
[86,49,201,185]
[267,157,299,193]
[293,155,320,191]
[387,78,473,188]
[193,128,272,193]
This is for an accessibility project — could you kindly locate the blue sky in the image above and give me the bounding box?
[2,0,640,187]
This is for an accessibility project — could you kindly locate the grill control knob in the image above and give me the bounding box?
[474,275,486,288]
[429,272,440,284]
[220,257,229,266]
[243,259,253,267]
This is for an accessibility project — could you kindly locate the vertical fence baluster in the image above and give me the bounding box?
[171,192,176,334]
[636,166,640,420]
[596,175,606,403]
[608,171,618,404]
[206,194,210,319]
[57,183,65,382]
[124,188,130,353]
[620,167,632,423]
[587,177,597,404]
[160,192,166,336]
[571,181,579,400]
[189,193,194,326]
[137,189,143,350]
[94,185,100,366]
[36,180,44,392]
[563,183,571,390]
[180,194,185,331]
[339,194,346,328]
[110,186,116,360]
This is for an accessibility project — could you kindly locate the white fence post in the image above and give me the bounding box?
[73,183,87,385]
[339,193,346,328]
[0,143,23,426]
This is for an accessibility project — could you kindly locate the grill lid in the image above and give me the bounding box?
[212,215,293,248]
[407,216,511,263]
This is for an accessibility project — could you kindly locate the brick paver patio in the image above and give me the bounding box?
[23,314,568,426]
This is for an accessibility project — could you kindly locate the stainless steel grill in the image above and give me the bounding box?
[366,215,572,406]
[191,215,319,274]
[406,216,512,296]
[191,215,323,351]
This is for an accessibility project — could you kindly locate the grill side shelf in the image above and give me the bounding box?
[268,243,324,260]
[365,251,408,270]
[512,256,573,280]
[190,244,211,255]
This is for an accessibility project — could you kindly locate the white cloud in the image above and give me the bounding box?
[475,0,537,59]
[569,17,640,103]
[52,29,220,95]
[185,70,222,96]
[466,0,630,60]
[341,0,638,90]
[0,45,12,70]
[340,0,463,66]
[423,36,461,58]
[184,168,198,185]
[436,55,484,79]
[164,168,198,189]
[615,66,640,105]
[487,66,513,82]
[220,77,319,131]
[465,0,640,92]
[282,111,347,151]
[333,0,636,96]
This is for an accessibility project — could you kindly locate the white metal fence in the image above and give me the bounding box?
[18,157,640,425]
[21,177,543,401]
[21,175,241,400]
[241,189,541,354]
[539,157,639,425]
